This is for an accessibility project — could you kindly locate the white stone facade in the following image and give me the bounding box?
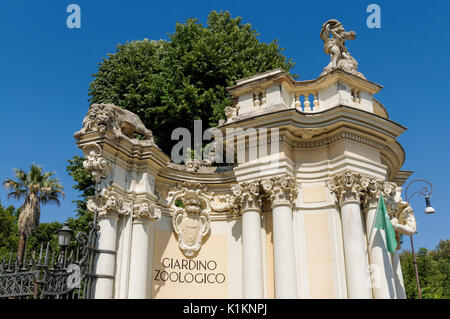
[74,40,417,299]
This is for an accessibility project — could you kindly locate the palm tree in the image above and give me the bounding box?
[3,164,64,264]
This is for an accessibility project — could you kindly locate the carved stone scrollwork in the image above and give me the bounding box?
[87,186,132,218]
[133,201,161,221]
[232,181,261,212]
[261,174,299,207]
[82,143,111,185]
[327,171,363,204]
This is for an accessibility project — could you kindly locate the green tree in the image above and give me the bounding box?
[400,239,450,299]
[66,156,95,234]
[0,203,19,261]
[2,164,64,264]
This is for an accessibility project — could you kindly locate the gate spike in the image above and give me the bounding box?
[44,242,50,266]
[68,250,74,264]
[8,249,12,269]
[75,245,80,262]
[52,249,56,269]
[38,242,43,265]
[22,244,28,268]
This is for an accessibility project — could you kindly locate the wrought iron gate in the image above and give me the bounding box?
[0,212,99,299]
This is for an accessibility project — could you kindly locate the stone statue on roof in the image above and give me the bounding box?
[320,19,365,78]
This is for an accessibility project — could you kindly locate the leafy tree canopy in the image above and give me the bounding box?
[400,239,450,299]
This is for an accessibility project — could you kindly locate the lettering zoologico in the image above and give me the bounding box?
[153,269,226,284]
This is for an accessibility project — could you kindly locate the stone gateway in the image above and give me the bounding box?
[74,19,416,299]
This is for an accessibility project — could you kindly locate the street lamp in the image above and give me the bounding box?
[57,222,74,249]
[404,179,435,299]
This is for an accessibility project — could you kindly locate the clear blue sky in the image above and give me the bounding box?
[0,0,448,251]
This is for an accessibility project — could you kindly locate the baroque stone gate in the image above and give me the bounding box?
[74,20,417,299]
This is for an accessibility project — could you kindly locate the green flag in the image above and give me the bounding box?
[374,194,397,254]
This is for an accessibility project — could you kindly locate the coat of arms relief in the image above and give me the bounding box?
[166,181,238,257]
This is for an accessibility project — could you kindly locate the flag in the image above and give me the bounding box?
[374,193,397,254]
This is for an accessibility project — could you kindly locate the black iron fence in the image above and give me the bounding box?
[0,212,99,299]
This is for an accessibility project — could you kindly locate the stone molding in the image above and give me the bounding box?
[295,131,384,150]
[261,174,299,207]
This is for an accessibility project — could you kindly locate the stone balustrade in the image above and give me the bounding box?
[294,91,320,113]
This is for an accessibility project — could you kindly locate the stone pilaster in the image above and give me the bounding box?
[87,187,132,299]
[128,201,161,299]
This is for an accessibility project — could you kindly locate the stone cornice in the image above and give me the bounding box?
[227,68,383,97]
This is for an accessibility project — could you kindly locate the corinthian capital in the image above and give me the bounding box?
[82,143,111,185]
[360,176,383,208]
[133,201,161,221]
[327,171,363,204]
[261,174,298,207]
[87,186,132,218]
[232,181,261,211]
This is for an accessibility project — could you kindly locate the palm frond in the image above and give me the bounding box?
[6,190,28,201]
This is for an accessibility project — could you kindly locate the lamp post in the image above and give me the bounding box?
[57,222,74,267]
[404,179,436,299]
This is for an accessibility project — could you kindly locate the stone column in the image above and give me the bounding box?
[328,172,372,299]
[128,202,161,299]
[94,212,119,299]
[262,175,298,299]
[361,178,396,299]
[233,182,264,299]
[89,189,132,299]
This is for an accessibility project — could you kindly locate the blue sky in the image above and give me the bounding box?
[0,0,448,251]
